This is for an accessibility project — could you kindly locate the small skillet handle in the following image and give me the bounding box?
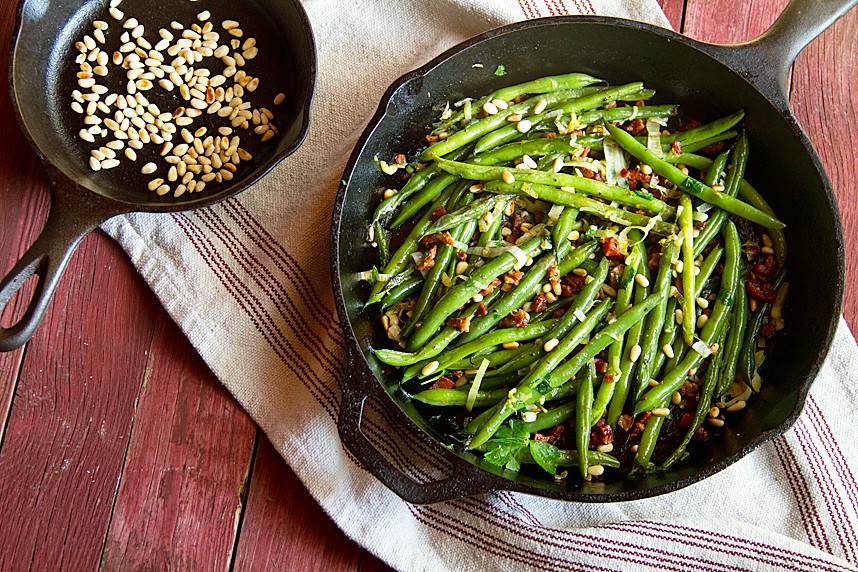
[716,0,858,105]
[0,180,118,351]
[338,346,509,504]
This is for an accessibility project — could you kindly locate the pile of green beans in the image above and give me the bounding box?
[362,73,788,482]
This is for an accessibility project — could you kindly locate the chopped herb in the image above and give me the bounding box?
[529,440,561,474]
[633,190,654,200]
[483,419,529,472]
[494,65,506,77]
[584,225,599,240]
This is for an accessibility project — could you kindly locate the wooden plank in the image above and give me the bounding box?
[100,311,257,570]
[233,436,366,571]
[790,10,858,332]
[683,0,787,43]
[0,0,51,445]
[684,0,857,333]
[0,232,160,571]
[656,0,685,31]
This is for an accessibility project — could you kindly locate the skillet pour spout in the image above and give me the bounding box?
[331,0,851,503]
[0,0,317,351]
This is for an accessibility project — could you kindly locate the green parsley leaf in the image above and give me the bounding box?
[484,419,529,472]
[494,65,506,77]
[633,190,654,200]
[529,440,561,475]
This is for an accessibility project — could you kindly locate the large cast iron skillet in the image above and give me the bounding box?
[332,0,851,504]
[0,0,316,351]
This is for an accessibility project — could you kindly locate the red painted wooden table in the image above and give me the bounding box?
[0,1,855,570]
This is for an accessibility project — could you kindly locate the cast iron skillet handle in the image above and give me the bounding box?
[0,180,122,351]
[714,0,858,105]
[338,347,509,504]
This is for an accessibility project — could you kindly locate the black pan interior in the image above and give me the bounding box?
[334,18,843,499]
[12,0,314,210]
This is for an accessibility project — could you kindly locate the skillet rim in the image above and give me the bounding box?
[331,14,845,502]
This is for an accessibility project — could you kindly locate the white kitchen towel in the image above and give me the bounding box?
[101,1,858,571]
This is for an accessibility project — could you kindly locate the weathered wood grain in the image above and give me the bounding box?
[684,0,787,43]
[0,232,159,571]
[99,311,257,571]
[790,10,858,332]
[656,0,685,31]
[233,436,365,571]
[0,0,51,446]
[684,0,857,333]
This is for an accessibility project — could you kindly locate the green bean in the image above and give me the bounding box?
[695,246,724,297]
[694,134,749,257]
[435,155,674,217]
[576,362,595,478]
[491,257,610,376]
[462,403,501,436]
[467,298,613,449]
[434,73,601,132]
[544,290,666,392]
[389,173,460,229]
[447,345,527,370]
[474,83,646,154]
[367,184,457,305]
[472,137,597,167]
[669,110,745,147]
[482,181,677,235]
[421,87,604,160]
[522,402,576,433]
[604,123,784,229]
[374,289,501,367]
[411,386,509,407]
[402,214,477,339]
[520,448,621,469]
[663,329,690,376]
[678,132,738,155]
[552,205,579,259]
[405,236,547,352]
[426,194,516,234]
[373,165,438,223]
[635,222,740,414]
[679,193,696,346]
[738,180,788,267]
[380,276,422,311]
[594,233,639,426]
[635,240,677,395]
[633,395,670,472]
[459,240,598,345]
[417,319,560,378]
[659,324,729,471]
[640,297,678,399]
[372,220,391,267]
[739,268,786,386]
[666,151,787,266]
[716,281,748,397]
[577,104,677,125]
[605,235,649,427]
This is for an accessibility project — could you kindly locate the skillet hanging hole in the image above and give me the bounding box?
[0,273,40,331]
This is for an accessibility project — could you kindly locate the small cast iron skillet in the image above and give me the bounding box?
[331,0,851,503]
[0,0,316,351]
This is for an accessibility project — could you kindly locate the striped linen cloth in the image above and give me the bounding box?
[102,0,858,570]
